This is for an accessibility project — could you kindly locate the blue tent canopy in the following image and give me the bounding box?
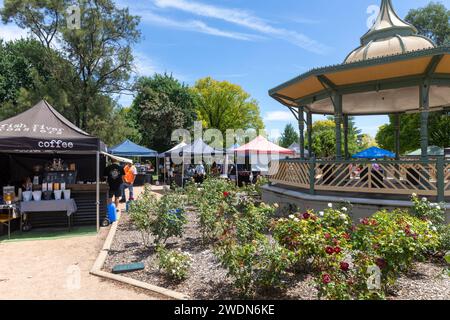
[352,147,396,159]
[109,139,158,157]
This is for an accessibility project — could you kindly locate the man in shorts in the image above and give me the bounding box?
[104,159,125,211]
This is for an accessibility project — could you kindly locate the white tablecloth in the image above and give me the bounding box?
[19,199,77,217]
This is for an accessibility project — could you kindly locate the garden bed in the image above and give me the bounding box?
[103,209,449,300]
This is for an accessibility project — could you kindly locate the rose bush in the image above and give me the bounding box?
[410,194,449,251]
[157,246,192,281]
[271,206,353,268]
[215,233,293,296]
[128,186,160,247]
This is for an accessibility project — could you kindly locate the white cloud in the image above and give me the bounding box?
[153,0,329,54]
[264,111,295,122]
[0,25,28,42]
[134,51,159,76]
[141,11,260,41]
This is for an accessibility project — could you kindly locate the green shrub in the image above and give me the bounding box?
[157,246,192,281]
[272,205,353,267]
[151,192,187,244]
[215,234,293,296]
[352,210,440,285]
[128,186,159,247]
[410,194,448,251]
[129,187,187,246]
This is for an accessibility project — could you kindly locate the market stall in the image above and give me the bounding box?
[109,139,158,185]
[233,136,294,186]
[0,100,108,235]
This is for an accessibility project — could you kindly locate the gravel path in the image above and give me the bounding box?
[0,193,159,300]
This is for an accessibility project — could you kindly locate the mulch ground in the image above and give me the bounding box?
[103,210,450,300]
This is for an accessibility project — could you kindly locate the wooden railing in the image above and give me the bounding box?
[269,158,450,201]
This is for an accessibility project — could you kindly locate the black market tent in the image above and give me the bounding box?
[0,100,106,231]
[109,139,158,157]
[0,100,105,152]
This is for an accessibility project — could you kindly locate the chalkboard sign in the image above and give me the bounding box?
[43,171,77,185]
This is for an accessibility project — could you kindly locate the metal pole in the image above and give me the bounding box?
[420,81,430,161]
[394,113,401,160]
[299,106,305,159]
[307,111,313,158]
[343,115,349,159]
[96,151,100,232]
[333,92,343,160]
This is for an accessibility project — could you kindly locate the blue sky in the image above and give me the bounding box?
[1,0,447,139]
[117,0,447,139]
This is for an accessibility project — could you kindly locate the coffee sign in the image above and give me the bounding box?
[38,140,74,149]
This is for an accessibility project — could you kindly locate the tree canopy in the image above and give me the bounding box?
[308,117,371,158]
[1,0,141,129]
[405,2,450,46]
[279,123,299,148]
[192,77,264,136]
[130,74,198,152]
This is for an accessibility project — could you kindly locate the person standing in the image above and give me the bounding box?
[195,162,206,183]
[120,162,137,202]
[104,160,125,210]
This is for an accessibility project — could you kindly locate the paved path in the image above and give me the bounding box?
[0,186,162,300]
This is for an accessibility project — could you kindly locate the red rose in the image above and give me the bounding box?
[223,192,230,198]
[325,233,332,240]
[340,262,350,272]
[334,247,342,254]
[322,274,332,284]
[360,218,370,225]
[342,233,351,240]
[375,258,387,269]
[325,246,334,255]
[303,212,311,220]
[370,219,378,226]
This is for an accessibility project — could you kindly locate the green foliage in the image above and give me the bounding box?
[131,74,198,152]
[192,77,264,138]
[279,124,299,148]
[151,192,187,244]
[352,210,440,284]
[129,186,187,246]
[272,206,352,267]
[215,234,292,296]
[410,194,449,251]
[376,113,450,153]
[1,0,141,130]
[308,118,366,158]
[185,179,237,241]
[128,186,159,247]
[156,246,192,281]
[406,2,450,46]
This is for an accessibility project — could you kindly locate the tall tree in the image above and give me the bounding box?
[308,118,364,158]
[131,74,198,151]
[192,77,264,136]
[405,2,450,46]
[279,123,299,148]
[1,0,141,129]
[0,39,79,121]
[0,0,69,48]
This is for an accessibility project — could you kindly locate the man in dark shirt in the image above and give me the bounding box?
[103,160,125,210]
